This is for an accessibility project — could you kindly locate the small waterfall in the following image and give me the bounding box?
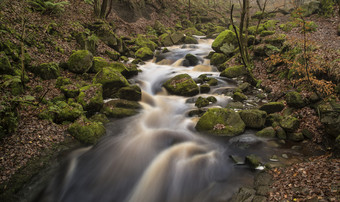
[35,39,277,202]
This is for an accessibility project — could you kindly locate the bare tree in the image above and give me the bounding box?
[94,0,114,19]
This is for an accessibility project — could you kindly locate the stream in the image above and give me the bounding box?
[32,38,302,202]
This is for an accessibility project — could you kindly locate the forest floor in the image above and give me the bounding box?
[0,1,339,201]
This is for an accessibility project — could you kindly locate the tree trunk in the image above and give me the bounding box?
[99,0,109,19]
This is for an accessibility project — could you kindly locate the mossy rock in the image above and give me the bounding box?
[0,51,13,75]
[163,74,199,96]
[317,101,340,137]
[135,35,158,51]
[260,30,276,37]
[226,101,244,109]
[210,53,227,66]
[60,84,80,98]
[248,25,265,35]
[245,154,261,169]
[285,91,305,108]
[195,96,210,108]
[55,76,71,88]
[207,78,218,86]
[263,20,278,30]
[233,92,248,102]
[256,127,276,138]
[105,50,120,61]
[184,53,199,66]
[184,36,198,44]
[101,99,141,118]
[264,34,286,47]
[39,101,84,124]
[207,96,217,103]
[275,126,287,139]
[259,102,284,114]
[171,32,185,45]
[220,65,246,78]
[239,109,267,129]
[68,116,106,145]
[33,62,60,80]
[90,57,110,73]
[212,30,237,53]
[93,67,129,99]
[200,84,210,93]
[159,33,174,47]
[77,84,104,115]
[254,44,280,57]
[110,62,128,73]
[288,132,304,142]
[195,108,245,136]
[135,47,154,61]
[93,23,119,49]
[266,113,283,127]
[280,115,300,132]
[89,113,109,124]
[117,85,142,101]
[67,50,93,74]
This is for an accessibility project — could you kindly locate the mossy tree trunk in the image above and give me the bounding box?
[94,0,113,19]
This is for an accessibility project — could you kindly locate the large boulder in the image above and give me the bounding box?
[93,67,129,98]
[38,101,84,124]
[77,84,104,115]
[184,54,199,66]
[256,126,276,138]
[239,109,267,129]
[135,47,154,61]
[90,57,110,73]
[210,52,227,66]
[67,50,93,74]
[60,84,80,98]
[135,35,158,51]
[317,101,340,137]
[280,115,300,132]
[220,65,247,78]
[285,91,305,108]
[101,99,141,118]
[259,102,285,114]
[195,108,245,136]
[163,74,199,96]
[68,116,106,145]
[171,32,185,45]
[33,62,60,80]
[212,30,237,54]
[159,33,174,47]
[117,85,142,101]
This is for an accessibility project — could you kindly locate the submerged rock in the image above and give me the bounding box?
[163,74,199,96]
[195,108,245,136]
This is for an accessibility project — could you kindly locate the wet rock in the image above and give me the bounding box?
[195,108,245,136]
[68,116,106,145]
[233,92,248,102]
[171,32,186,45]
[211,30,237,54]
[184,36,198,44]
[288,132,304,142]
[207,78,218,86]
[280,115,300,132]
[117,85,141,101]
[256,127,276,138]
[220,65,246,78]
[93,66,129,99]
[259,102,284,114]
[101,99,141,118]
[239,109,267,129]
[60,84,80,98]
[163,74,199,96]
[207,96,217,103]
[226,101,244,109]
[77,84,104,115]
[135,47,154,61]
[237,82,251,92]
[195,96,210,108]
[245,154,261,169]
[184,53,199,66]
[200,84,210,93]
[285,91,305,108]
[229,155,245,165]
[229,187,256,202]
[67,50,93,74]
[210,52,227,66]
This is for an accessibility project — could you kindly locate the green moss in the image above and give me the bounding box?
[184,53,199,66]
[195,108,245,136]
[280,115,300,132]
[90,57,110,73]
[264,34,286,47]
[210,53,227,66]
[89,113,109,124]
[135,35,158,51]
[285,91,305,108]
[288,132,304,142]
[67,50,93,74]
[212,30,237,53]
[248,25,264,35]
[233,92,247,102]
[159,33,174,47]
[207,78,218,86]
[220,65,246,78]
[260,30,276,37]
[77,84,103,115]
[263,20,278,30]
[184,36,198,44]
[39,101,84,124]
[68,116,106,145]
[135,47,154,61]
[117,85,142,101]
[256,127,276,138]
[105,50,120,61]
[101,99,141,118]
[0,51,13,75]
[60,84,80,98]
[239,109,267,129]
[55,76,71,88]
[259,102,285,114]
[195,97,210,108]
[33,62,60,80]
[200,84,210,93]
[163,74,199,96]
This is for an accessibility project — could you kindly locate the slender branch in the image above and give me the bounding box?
[252,0,268,48]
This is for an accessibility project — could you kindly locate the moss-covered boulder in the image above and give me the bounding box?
[101,99,141,118]
[200,84,210,93]
[239,109,267,129]
[195,108,245,136]
[89,113,109,124]
[0,51,13,75]
[183,53,199,67]
[265,113,283,127]
[256,127,276,138]
[39,101,84,124]
[259,102,285,114]
[233,92,248,102]
[184,36,198,44]
[163,74,199,96]
[93,67,129,98]
[245,154,261,169]
[210,53,227,66]
[288,132,304,142]
[160,33,174,47]
[60,84,80,98]
[171,32,185,45]
[264,34,286,47]
[260,30,276,37]
[33,62,60,80]
[67,50,93,74]
[135,35,158,51]
[195,96,210,108]
[285,91,305,108]
[77,84,104,115]
[254,44,280,57]
[93,23,120,50]
[90,57,110,73]
[212,30,237,54]
[220,65,247,78]
[55,76,72,88]
[105,50,120,61]
[135,47,154,61]
[317,101,340,137]
[280,115,300,132]
[117,85,142,101]
[68,116,106,145]
[275,126,287,139]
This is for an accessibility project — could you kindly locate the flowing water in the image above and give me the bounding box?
[33,38,299,202]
